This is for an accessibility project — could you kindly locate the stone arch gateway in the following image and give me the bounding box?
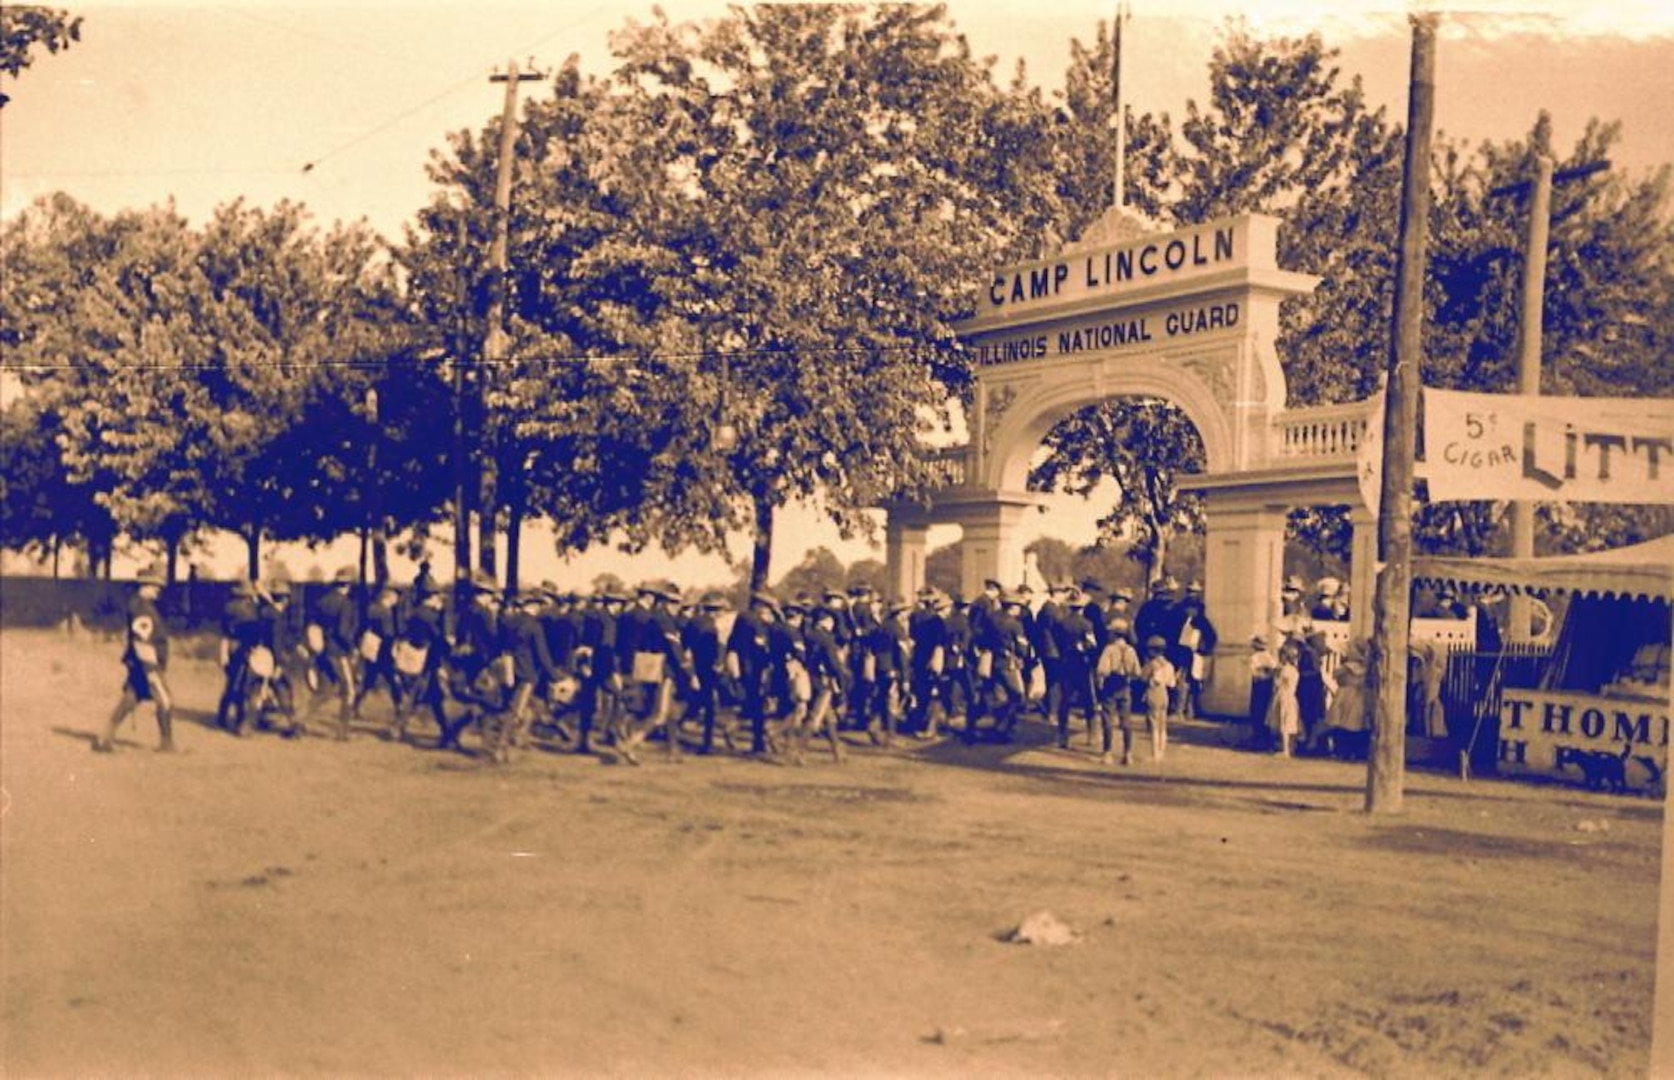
[886,210,1382,716]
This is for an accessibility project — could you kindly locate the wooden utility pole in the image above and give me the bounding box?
[477,58,544,582]
[1365,13,1438,815]
[1494,154,1609,639]
[451,215,474,595]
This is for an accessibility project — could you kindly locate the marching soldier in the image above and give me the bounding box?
[576,588,626,756]
[353,583,401,718]
[94,565,177,754]
[942,594,974,733]
[487,589,562,764]
[683,591,735,754]
[907,587,948,738]
[971,590,1030,742]
[1035,581,1069,726]
[727,591,778,755]
[801,606,850,763]
[390,585,450,745]
[769,599,815,760]
[845,585,880,729]
[618,583,694,763]
[442,569,504,751]
[1051,583,1099,749]
[213,579,263,731]
[313,567,361,739]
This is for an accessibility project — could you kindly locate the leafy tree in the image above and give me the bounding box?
[924,543,961,598]
[774,545,847,599]
[1030,399,1206,586]
[576,3,1066,590]
[0,5,80,107]
[0,392,117,576]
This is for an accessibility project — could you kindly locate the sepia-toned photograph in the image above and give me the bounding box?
[2,1,1671,1075]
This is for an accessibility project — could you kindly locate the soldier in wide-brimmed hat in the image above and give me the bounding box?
[94,564,176,754]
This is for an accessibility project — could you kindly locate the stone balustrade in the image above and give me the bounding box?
[1271,399,1373,462]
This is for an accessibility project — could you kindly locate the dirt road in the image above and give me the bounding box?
[1,628,1663,1076]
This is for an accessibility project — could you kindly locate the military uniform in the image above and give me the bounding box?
[214,582,263,730]
[313,569,361,738]
[727,593,778,754]
[94,567,176,753]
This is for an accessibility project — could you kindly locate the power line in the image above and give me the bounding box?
[298,3,616,176]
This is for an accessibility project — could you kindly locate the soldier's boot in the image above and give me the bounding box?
[93,702,127,753]
[827,723,846,764]
[157,709,177,753]
[1056,715,1071,750]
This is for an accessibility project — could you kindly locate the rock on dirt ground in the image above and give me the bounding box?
[0,628,1664,1077]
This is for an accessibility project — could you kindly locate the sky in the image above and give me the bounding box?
[3,0,1672,588]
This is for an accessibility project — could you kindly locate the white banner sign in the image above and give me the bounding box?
[1424,388,1674,505]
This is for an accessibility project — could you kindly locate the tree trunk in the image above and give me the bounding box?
[505,491,526,596]
[372,518,391,587]
[51,535,60,579]
[477,458,498,579]
[1146,526,1170,587]
[751,493,775,593]
[165,532,180,584]
[246,529,262,583]
[358,525,370,587]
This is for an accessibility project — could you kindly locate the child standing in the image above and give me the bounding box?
[1139,635,1177,762]
[1247,635,1278,750]
[1267,641,1302,757]
[1095,618,1142,765]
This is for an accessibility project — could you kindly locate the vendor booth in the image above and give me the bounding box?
[1414,535,1673,794]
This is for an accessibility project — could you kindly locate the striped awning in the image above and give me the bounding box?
[1412,534,1674,603]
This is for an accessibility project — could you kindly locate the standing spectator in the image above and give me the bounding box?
[1095,617,1142,765]
[93,565,176,754]
[1310,577,1344,621]
[1268,641,1302,757]
[1247,635,1279,751]
[1171,582,1218,718]
[1139,635,1177,762]
[1296,631,1331,751]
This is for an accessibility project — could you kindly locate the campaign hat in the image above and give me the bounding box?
[135,564,166,587]
[333,566,356,583]
[1080,577,1105,594]
[469,569,499,593]
[983,578,1004,593]
[750,589,780,612]
[824,587,848,602]
[1014,582,1035,596]
[231,579,256,598]
[1145,635,1167,651]
[1251,634,1271,650]
[1149,578,1171,594]
[1282,575,1304,593]
[1112,587,1135,602]
[1186,581,1204,596]
[1316,576,1342,597]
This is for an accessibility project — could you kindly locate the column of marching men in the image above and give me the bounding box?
[99,562,1222,768]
